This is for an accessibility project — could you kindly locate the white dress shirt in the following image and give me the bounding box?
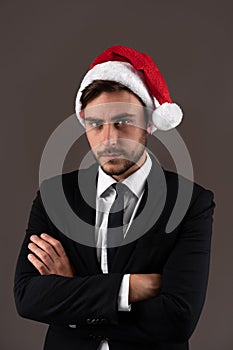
[95,152,152,350]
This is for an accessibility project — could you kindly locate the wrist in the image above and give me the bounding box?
[129,274,137,303]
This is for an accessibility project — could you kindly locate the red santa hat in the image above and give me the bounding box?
[75,45,183,132]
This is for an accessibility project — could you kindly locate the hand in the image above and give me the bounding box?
[28,233,75,277]
[129,273,162,303]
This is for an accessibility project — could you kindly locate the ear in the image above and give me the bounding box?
[146,120,152,135]
[79,110,84,119]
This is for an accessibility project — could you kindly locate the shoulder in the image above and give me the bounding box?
[163,168,216,217]
[164,168,214,196]
[39,163,98,192]
[149,155,214,203]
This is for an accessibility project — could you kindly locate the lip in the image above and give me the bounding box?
[101,154,122,159]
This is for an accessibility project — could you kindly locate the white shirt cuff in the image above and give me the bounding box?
[118,274,131,311]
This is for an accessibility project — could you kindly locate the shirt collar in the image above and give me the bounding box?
[97,152,152,199]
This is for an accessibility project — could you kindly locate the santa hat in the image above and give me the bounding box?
[75,45,183,132]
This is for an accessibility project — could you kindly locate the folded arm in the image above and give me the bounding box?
[14,182,215,344]
[14,188,124,326]
[14,184,160,327]
[79,189,216,344]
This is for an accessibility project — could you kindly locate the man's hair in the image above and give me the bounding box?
[80,80,146,109]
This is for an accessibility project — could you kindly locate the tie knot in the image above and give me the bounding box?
[112,182,128,197]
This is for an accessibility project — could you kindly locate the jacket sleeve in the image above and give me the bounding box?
[13,186,124,326]
[79,188,216,344]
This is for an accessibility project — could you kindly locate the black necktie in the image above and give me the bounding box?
[107,182,128,271]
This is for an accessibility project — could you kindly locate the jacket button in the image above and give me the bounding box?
[68,324,77,328]
[87,318,96,324]
[88,334,96,339]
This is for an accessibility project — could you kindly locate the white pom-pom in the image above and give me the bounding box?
[152,102,183,131]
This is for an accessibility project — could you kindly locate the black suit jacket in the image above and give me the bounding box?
[14,159,215,350]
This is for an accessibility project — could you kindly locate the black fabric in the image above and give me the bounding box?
[107,183,128,271]
[13,158,216,350]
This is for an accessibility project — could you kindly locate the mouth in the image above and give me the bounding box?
[101,153,122,159]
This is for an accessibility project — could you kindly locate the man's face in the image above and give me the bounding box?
[84,90,150,180]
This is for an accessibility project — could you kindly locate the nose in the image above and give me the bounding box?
[102,123,119,144]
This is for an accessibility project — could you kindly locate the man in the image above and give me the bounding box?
[14,46,215,350]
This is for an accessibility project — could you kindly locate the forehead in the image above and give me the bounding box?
[84,102,145,120]
[85,90,144,107]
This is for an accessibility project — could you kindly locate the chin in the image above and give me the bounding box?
[101,165,124,176]
[101,159,135,176]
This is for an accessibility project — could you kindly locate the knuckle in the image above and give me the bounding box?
[54,241,61,249]
[38,262,44,269]
[41,251,48,260]
[46,245,54,255]
[60,251,67,258]
[40,266,47,274]
[38,263,45,271]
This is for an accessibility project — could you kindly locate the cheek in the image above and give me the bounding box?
[125,129,147,144]
[86,132,105,153]
[86,132,98,147]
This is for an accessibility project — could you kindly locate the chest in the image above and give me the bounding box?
[56,222,180,276]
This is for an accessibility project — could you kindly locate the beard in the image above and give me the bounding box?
[91,131,148,176]
[100,152,144,176]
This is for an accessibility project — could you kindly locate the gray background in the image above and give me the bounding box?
[1,0,232,349]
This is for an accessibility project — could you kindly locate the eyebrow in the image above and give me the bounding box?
[85,113,136,123]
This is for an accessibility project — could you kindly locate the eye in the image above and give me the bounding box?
[85,120,103,129]
[92,121,102,128]
[114,119,131,127]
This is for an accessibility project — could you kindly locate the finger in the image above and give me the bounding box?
[39,233,67,258]
[28,242,54,267]
[27,253,49,275]
[30,235,58,261]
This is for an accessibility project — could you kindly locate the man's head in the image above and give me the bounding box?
[75,45,183,179]
[81,80,150,180]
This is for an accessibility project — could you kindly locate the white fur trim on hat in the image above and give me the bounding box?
[75,61,158,127]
